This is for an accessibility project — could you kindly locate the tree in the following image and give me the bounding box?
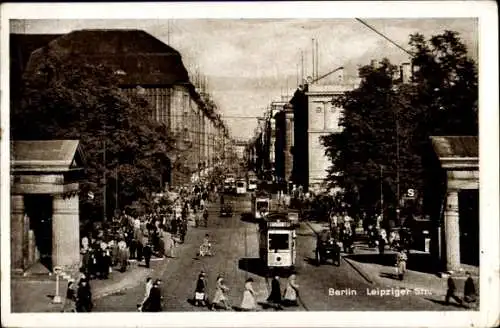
[12,51,175,221]
[321,30,477,220]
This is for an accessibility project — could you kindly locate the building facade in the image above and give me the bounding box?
[306,83,357,190]
[19,29,229,188]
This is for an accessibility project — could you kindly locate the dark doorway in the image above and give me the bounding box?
[458,189,479,266]
[24,194,53,270]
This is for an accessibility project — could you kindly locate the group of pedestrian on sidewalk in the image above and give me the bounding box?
[64,178,219,313]
[190,271,300,311]
[137,277,164,312]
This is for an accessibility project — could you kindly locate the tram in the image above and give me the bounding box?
[259,212,297,270]
[236,179,247,195]
[251,192,270,220]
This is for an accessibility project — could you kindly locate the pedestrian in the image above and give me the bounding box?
[138,277,153,311]
[240,277,257,311]
[143,240,152,268]
[210,275,231,310]
[199,234,212,257]
[267,275,283,309]
[194,271,208,307]
[117,239,129,272]
[80,246,92,277]
[378,228,387,255]
[463,272,477,304]
[171,215,178,235]
[170,232,179,258]
[282,274,299,307]
[109,239,119,267]
[61,279,77,312]
[180,219,187,243]
[143,279,163,312]
[75,278,93,312]
[96,241,110,279]
[445,276,463,306]
[160,225,172,258]
[396,248,408,280]
[203,208,209,228]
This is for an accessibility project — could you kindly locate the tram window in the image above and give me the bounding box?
[269,233,289,250]
[237,182,245,187]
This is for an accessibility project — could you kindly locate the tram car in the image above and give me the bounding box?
[247,174,258,191]
[258,212,297,271]
[251,192,271,221]
[236,179,247,195]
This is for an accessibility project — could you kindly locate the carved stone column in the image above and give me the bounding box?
[444,190,461,272]
[52,193,80,270]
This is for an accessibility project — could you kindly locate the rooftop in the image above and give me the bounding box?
[24,29,190,86]
[430,136,478,159]
[11,140,84,172]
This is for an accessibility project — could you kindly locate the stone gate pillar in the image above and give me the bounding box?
[11,194,25,271]
[52,194,80,270]
[444,190,461,272]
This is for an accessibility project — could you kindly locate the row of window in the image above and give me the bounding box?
[315,106,339,113]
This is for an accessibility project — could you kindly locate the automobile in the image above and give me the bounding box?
[315,230,341,266]
[220,203,233,217]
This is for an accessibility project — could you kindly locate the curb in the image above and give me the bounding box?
[341,256,374,285]
[303,221,321,237]
[94,258,170,300]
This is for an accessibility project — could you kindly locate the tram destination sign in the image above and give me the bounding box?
[268,220,291,228]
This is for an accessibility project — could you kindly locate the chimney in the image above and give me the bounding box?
[401,62,412,83]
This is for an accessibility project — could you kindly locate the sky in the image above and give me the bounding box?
[10,18,478,140]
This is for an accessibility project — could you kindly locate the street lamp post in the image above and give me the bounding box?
[396,105,401,225]
[380,165,384,220]
[391,86,401,226]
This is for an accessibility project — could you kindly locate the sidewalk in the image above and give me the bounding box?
[11,256,169,313]
[304,220,480,308]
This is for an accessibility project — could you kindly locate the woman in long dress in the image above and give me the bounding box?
[161,226,174,258]
[193,272,208,307]
[282,274,299,306]
[267,275,282,305]
[143,280,163,312]
[240,278,257,311]
[210,275,231,310]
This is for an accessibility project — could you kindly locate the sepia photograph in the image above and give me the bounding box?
[1,2,498,328]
